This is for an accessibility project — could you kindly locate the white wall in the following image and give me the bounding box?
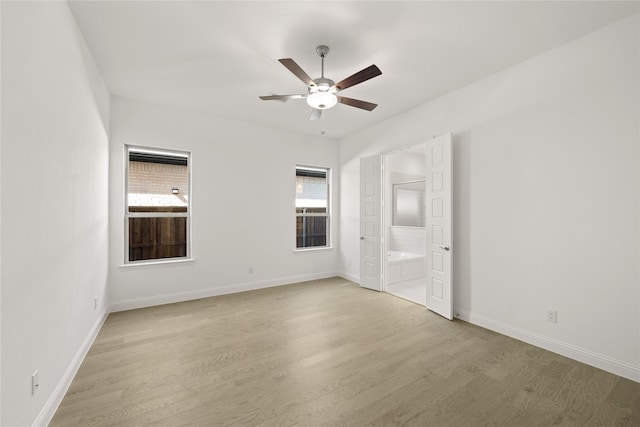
[0,2,3,421]
[388,227,426,256]
[387,150,427,179]
[109,97,339,310]
[1,2,110,426]
[339,15,640,380]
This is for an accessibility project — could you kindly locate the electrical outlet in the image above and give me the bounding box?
[32,370,39,395]
[546,309,558,323]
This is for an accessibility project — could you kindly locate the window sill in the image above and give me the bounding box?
[120,258,195,268]
[294,246,333,253]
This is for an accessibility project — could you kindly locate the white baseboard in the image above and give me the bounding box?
[338,271,359,284]
[33,308,109,427]
[454,309,640,383]
[32,279,637,427]
[110,270,339,312]
[32,272,337,426]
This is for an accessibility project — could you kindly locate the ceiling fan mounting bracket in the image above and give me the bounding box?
[316,45,330,57]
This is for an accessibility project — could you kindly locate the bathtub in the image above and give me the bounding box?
[386,251,426,284]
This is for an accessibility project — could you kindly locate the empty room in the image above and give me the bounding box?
[1,1,639,426]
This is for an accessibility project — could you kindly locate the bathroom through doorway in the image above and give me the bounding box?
[383,143,428,305]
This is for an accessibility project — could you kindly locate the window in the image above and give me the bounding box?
[125,146,190,263]
[296,166,330,249]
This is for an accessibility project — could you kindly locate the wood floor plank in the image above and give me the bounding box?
[50,277,640,426]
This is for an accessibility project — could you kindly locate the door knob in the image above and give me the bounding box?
[360,236,365,240]
[439,245,450,251]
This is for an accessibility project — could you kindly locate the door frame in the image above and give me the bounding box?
[360,134,453,318]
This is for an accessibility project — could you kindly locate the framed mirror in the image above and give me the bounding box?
[392,180,426,227]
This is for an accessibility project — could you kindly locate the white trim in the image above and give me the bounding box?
[28,277,639,427]
[124,144,192,264]
[126,212,188,218]
[338,271,360,284]
[295,164,331,250]
[127,146,188,158]
[120,258,195,268]
[110,271,338,312]
[32,308,109,427]
[454,309,640,383]
[293,246,334,253]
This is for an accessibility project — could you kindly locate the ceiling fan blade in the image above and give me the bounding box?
[310,108,322,120]
[259,94,306,102]
[334,65,382,91]
[279,58,314,86]
[337,96,378,111]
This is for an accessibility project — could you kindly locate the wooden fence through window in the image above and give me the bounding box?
[296,208,327,248]
[128,206,187,261]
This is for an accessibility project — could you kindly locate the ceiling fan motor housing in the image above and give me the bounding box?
[308,77,337,109]
[311,77,336,89]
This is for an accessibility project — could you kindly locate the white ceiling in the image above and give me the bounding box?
[68,1,638,139]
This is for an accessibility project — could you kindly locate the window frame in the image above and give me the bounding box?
[295,165,331,251]
[124,145,192,265]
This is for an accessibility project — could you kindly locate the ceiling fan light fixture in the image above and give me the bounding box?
[260,45,381,118]
[306,91,337,110]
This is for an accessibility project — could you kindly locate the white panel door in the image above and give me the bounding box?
[360,155,382,291]
[426,133,453,319]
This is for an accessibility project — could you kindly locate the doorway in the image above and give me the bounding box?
[359,133,453,319]
[383,144,428,305]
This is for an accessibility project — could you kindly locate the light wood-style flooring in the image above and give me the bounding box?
[50,277,640,426]
[386,278,425,306]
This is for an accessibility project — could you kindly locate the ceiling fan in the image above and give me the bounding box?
[259,45,382,120]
